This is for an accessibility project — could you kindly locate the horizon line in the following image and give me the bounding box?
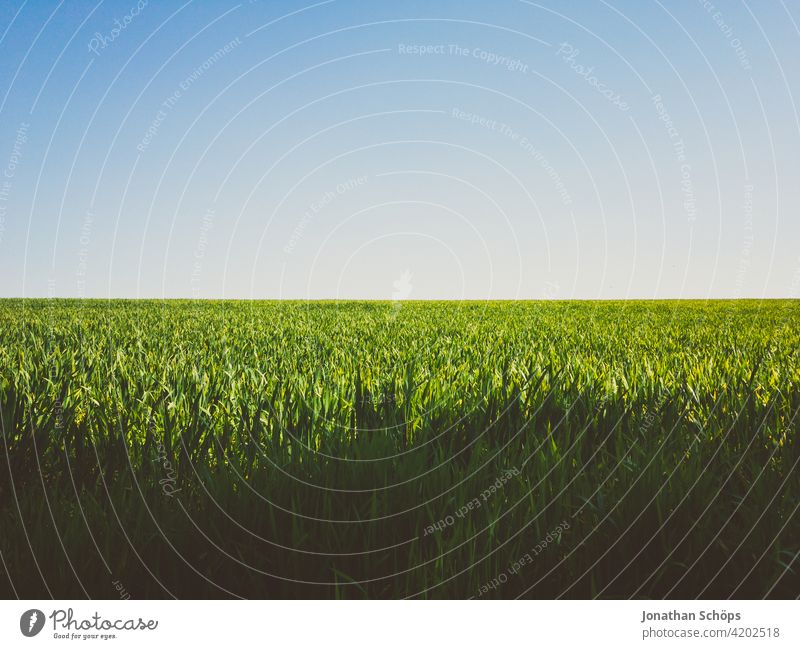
[1,297,797,303]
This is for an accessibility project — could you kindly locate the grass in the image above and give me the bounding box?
[0,299,798,598]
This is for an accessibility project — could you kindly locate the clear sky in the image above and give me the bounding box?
[0,0,798,299]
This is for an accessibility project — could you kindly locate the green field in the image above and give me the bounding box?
[1,299,798,598]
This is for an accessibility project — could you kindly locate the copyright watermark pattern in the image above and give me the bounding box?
[0,0,798,610]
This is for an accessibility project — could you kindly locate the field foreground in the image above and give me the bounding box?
[1,299,798,598]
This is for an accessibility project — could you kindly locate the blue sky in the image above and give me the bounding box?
[0,0,798,299]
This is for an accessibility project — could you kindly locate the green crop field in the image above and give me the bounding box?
[1,299,798,598]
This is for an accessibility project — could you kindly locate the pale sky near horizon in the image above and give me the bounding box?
[0,0,799,300]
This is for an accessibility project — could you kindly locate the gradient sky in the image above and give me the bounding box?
[0,0,798,299]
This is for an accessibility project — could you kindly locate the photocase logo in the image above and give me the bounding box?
[389,269,413,321]
[20,609,45,637]
[392,269,413,302]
